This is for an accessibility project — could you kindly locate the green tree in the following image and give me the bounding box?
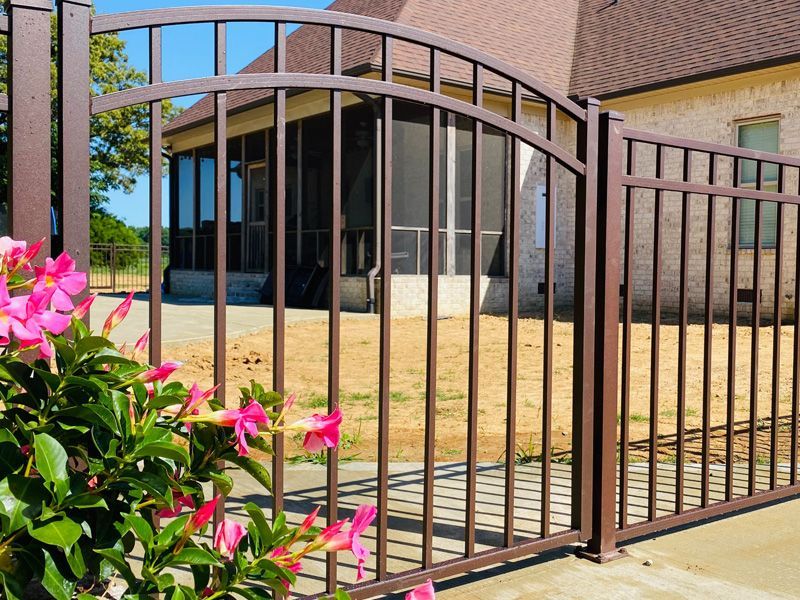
[89,211,145,268]
[0,10,180,212]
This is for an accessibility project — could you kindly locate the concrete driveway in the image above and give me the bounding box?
[90,293,373,346]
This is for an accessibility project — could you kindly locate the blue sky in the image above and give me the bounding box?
[95,0,330,226]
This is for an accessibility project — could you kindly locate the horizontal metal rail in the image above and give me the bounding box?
[624,126,800,168]
[91,73,585,176]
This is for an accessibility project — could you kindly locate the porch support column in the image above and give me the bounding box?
[577,110,627,563]
[8,0,53,254]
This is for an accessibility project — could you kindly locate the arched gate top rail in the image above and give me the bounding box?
[92,73,586,175]
[91,5,587,122]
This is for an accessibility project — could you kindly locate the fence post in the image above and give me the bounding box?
[572,98,599,539]
[7,0,53,254]
[58,0,92,304]
[110,242,117,294]
[577,110,626,563]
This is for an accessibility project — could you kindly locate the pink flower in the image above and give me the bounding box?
[87,476,99,490]
[15,290,72,358]
[184,495,220,537]
[0,237,29,272]
[405,580,435,600]
[102,291,134,337]
[315,504,376,581]
[157,490,196,518]
[289,408,343,453]
[183,399,269,457]
[185,383,219,415]
[138,361,182,384]
[72,294,96,320]
[132,329,150,360]
[34,252,87,311]
[213,519,248,558]
[270,546,304,590]
[0,276,32,345]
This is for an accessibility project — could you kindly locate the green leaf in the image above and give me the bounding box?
[0,571,24,600]
[244,502,272,547]
[60,405,118,433]
[41,549,78,600]
[94,548,136,587]
[0,442,25,476]
[230,586,275,600]
[75,336,115,358]
[207,471,233,497]
[124,513,154,545]
[119,470,172,505]
[133,441,189,465]
[66,542,87,579]
[169,547,221,567]
[34,433,70,502]
[0,475,47,532]
[29,517,83,549]
[155,515,189,546]
[226,455,272,491]
[63,494,108,509]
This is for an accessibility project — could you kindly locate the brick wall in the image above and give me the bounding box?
[614,74,800,322]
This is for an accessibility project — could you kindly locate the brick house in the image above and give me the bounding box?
[163,0,800,319]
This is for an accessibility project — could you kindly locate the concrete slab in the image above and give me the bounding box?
[90,293,375,346]
[205,461,800,598]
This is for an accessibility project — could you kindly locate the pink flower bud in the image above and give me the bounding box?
[184,495,220,537]
[102,291,134,337]
[138,361,182,384]
[132,329,150,360]
[72,294,96,320]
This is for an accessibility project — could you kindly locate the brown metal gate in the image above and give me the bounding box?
[3,1,800,596]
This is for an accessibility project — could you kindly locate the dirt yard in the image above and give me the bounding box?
[164,314,798,464]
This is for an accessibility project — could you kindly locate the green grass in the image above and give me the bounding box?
[302,393,328,409]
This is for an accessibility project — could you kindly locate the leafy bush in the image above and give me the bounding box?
[0,237,387,599]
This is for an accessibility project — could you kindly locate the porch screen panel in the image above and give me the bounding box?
[454,116,507,275]
[342,104,374,274]
[197,146,215,270]
[228,137,243,272]
[174,152,194,269]
[738,120,778,248]
[302,113,332,267]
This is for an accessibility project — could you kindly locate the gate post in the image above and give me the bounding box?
[7,0,53,254]
[58,0,92,296]
[577,110,626,562]
[572,98,599,539]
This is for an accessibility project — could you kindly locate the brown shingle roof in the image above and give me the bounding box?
[570,0,800,99]
[166,0,800,136]
[163,0,579,136]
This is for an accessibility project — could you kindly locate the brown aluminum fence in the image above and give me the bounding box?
[89,243,170,293]
[2,0,800,596]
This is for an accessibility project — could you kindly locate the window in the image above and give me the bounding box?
[737,119,779,248]
[172,152,194,269]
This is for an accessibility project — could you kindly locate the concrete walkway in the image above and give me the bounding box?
[91,293,374,346]
[211,461,800,598]
[433,498,800,599]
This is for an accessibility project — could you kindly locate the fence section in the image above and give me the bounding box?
[3,1,800,597]
[89,243,170,293]
[607,124,800,545]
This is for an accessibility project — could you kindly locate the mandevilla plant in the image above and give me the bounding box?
[0,237,383,599]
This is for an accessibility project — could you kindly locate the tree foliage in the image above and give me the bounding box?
[0,13,180,211]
